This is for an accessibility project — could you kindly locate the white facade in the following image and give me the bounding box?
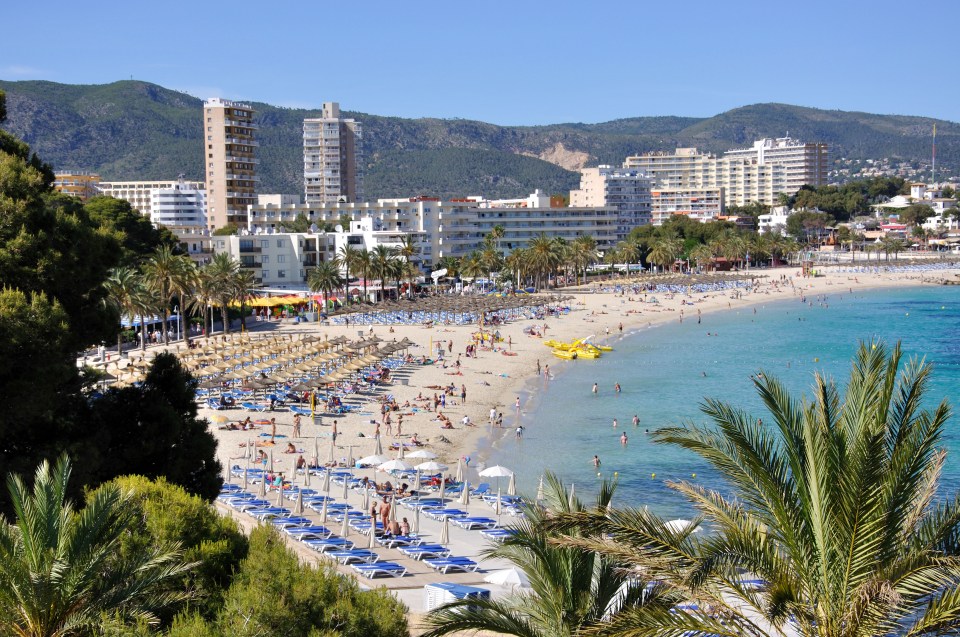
[649,187,724,226]
[304,102,363,205]
[149,180,206,227]
[97,179,205,219]
[246,192,619,267]
[758,207,793,236]
[569,166,652,237]
[624,137,828,208]
[213,221,423,290]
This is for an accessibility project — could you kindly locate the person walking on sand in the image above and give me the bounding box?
[270,418,277,441]
[536,359,541,376]
[489,406,497,425]
[292,413,301,438]
[332,419,338,444]
[461,384,467,404]
[516,425,524,439]
[515,396,521,411]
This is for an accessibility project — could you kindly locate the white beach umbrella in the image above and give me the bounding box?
[304,463,311,487]
[346,445,355,468]
[290,456,299,486]
[358,454,391,467]
[439,477,446,502]
[269,449,274,473]
[507,473,516,496]
[485,568,531,589]
[295,487,304,515]
[257,475,266,498]
[460,482,470,506]
[407,449,438,460]
[495,486,502,518]
[378,459,413,473]
[319,497,329,524]
[322,469,331,494]
[342,474,350,500]
[454,457,464,483]
[362,482,370,511]
[275,480,284,506]
[374,434,383,456]
[415,461,447,473]
[439,515,450,546]
[314,436,320,466]
[242,467,249,490]
[479,465,514,478]
[536,475,544,501]
[389,497,397,523]
[396,443,405,460]
[340,508,350,538]
[326,439,336,464]
[368,522,377,549]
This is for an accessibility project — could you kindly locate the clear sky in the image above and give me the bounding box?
[4,0,958,126]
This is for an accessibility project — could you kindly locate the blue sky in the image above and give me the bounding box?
[4,0,958,125]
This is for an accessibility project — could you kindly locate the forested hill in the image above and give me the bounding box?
[1,79,957,199]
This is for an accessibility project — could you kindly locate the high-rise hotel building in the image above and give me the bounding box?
[624,137,828,210]
[303,102,363,205]
[203,98,258,230]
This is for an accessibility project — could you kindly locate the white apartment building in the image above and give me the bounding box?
[624,137,828,209]
[204,98,258,230]
[569,166,652,237]
[758,207,793,236]
[213,219,423,291]
[246,192,620,267]
[304,102,363,205]
[149,180,207,227]
[96,179,205,219]
[649,187,724,226]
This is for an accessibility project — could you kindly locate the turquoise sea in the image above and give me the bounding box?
[485,285,960,518]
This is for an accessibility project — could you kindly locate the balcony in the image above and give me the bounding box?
[238,244,261,253]
[240,261,262,268]
[226,137,260,146]
[225,119,259,129]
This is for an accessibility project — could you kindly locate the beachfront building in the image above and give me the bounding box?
[304,102,363,205]
[148,179,207,227]
[204,98,258,230]
[53,172,101,200]
[246,192,619,268]
[212,219,424,292]
[649,187,724,225]
[97,179,206,219]
[569,166,652,237]
[624,137,829,209]
[758,207,793,236]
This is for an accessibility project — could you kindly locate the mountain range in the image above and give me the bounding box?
[1,79,956,200]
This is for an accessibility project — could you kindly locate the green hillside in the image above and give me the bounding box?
[1,79,957,199]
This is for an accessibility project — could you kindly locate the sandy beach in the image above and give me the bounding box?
[198,262,960,482]
[171,261,959,630]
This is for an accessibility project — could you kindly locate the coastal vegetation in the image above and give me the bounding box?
[478,340,960,637]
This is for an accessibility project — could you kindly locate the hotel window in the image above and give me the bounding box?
[262,256,269,264]
[260,240,269,248]
[262,270,270,279]
[277,270,286,279]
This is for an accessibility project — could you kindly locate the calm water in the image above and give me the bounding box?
[485,285,960,518]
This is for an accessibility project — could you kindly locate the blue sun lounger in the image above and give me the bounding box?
[231,499,272,512]
[290,405,312,416]
[304,537,355,552]
[375,534,422,549]
[285,526,333,541]
[424,508,469,521]
[248,507,291,520]
[451,517,498,530]
[480,528,517,542]
[241,401,268,412]
[351,561,407,578]
[272,516,312,529]
[325,549,380,565]
[424,556,480,573]
[398,543,451,560]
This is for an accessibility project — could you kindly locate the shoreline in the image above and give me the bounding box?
[195,263,960,486]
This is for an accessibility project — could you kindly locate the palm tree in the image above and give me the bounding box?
[503,248,527,289]
[370,245,394,301]
[141,247,193,346]
[549,341,960,637]
[307,261,344,313]
[395,236,421,297]
[422,474,679,637]
[526,233,561,289]
[355,248,372,303]
[0,455,193,637]
[460,250,487,285]
[647,235,681,273]
[615,240,641,275]
[206,252,240,334]
[336,245,359,304]
[488,224,505,256]
[186,269,217,339]
[234,268,258,332]
[570,235,598,285]
[102,266,147,357]
[689,243,714,272]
